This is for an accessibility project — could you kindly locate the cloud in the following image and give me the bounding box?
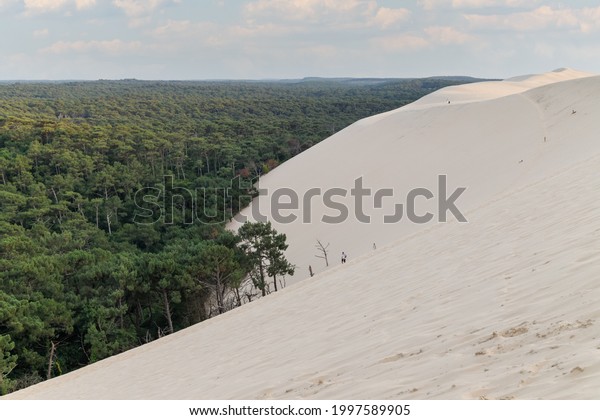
[154,20,224,47]
[152,19,297,50]
[417,0,448,10]
[424,26,473,45]
[372,25,478,53]
[465,6,584,32]
[153,19,192,35]
[24,0,68,13]
[20,0,96,14]
[244,1,411,35]
[245,0,364,21]
[579,7,600,33]
[453,0,537,7]
[0,0,19,9]
[112,0,168,17]
[371,7,410,29]
[41,39,142,55]
[75,0,95,10]
[419,0,540,10]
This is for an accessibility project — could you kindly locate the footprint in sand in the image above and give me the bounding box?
[298,376,335,397]
[500,325,529,338]
[536,320,593,339]
[379,353,405,363]
[465,388,492,399]
[570,366,584,375]
[479,322,529,344]
[476,324,530,356]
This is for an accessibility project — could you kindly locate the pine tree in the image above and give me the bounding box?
[238,221,294,296]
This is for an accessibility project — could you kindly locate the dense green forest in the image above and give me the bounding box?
[0,77,477,394]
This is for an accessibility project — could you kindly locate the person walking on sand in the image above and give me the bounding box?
[341,252,347,264]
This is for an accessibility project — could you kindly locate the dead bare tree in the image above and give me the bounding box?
[315,240,330,267]
[47,341,57,380]
[161,289,174,334]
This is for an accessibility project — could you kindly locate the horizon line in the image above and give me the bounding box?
[0,75,496,83]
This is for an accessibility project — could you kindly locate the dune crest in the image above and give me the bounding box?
[400,67,595,109]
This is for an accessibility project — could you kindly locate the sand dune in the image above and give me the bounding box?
[231,67,599,283]
[6,68,600,399]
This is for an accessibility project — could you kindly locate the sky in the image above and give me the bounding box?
[0,0,599,80]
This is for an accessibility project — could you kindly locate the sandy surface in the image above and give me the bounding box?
[6,68,600,400]
[230,67,599,283]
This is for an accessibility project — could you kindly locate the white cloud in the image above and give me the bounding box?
[244,1,411,35]
[24,0,68,13]
[579,7,600,33]
[155,20,225,48]
[465,6,582,32]
[152,19,297,51]
[20,0,96,14]
[41,39,142,55]
[451,0,498,7]
[371,7,410,29]
[0,0,19,9]
[112,0,166,17]
[453,0,536,7]
[245,0,364,21]
[75,0,95,10]
[425,26,473,45]
[371,25,479,54]
[153,19,191,35]
[417,0,445,10]
[419,0,540,10]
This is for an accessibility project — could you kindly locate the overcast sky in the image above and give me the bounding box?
[1,0,599,80]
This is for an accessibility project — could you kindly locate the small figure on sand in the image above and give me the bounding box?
[373,242,377,250]
[341,252,347,264]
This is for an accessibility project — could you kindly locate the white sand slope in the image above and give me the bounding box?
[230,67,597,283]
[6,68,600,400]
